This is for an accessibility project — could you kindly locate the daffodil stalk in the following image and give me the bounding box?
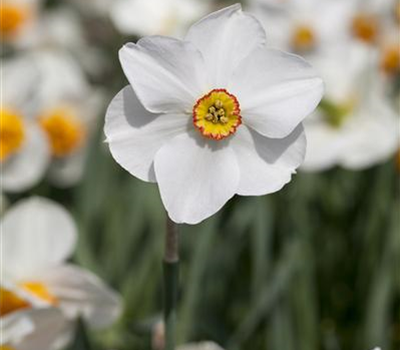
[164,217,179,350]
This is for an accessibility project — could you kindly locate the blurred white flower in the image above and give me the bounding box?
[110,0,211,38]
[177,342,225,350]
[105,4,323,224]
[302,44,399,171]
[248,0,356,54]
[30,49,103,187]
[0,197,122,337]
[0,0,43,46]
[1,307,68,350]
[0,57,50,193]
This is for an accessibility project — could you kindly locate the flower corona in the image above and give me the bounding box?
[193,89,242,140]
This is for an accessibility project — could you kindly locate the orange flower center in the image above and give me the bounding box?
[193,89,242,140]
[0,3,29,39]
[39,108,85,157]
[381,45,400,75]
[0,287,30,316]
[352,14,379,44]
[0,346,17,350]
[291,25,315,52]
[0,108,25,162]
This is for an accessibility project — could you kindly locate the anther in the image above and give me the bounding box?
[215,100,223,109]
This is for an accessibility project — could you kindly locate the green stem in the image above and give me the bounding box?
[164,217,179,350]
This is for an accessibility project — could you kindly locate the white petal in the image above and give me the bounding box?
[186,4,266,87]
[47,149,87,188]
[230,47,324,138]
[1,123,50,193]
[119,37,207,114]
[2,307,68,350]
[105,86,189,182]
[154,132,239,224]
[231,125,306,195]
[339,104,399,170]
[301,119,348,172]
[38,264,122,329]
[1,197,77,280]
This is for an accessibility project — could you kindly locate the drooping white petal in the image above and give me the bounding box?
[229,47,323,138]
[105,86,189,182]
[37,264,122,329]
[154,132,240,224]
[119,37,207,114]
[2,307,68,350]
[1,123,50,193]
[1,197,77,280]
[231,125,306,195]
[186,4,266,87]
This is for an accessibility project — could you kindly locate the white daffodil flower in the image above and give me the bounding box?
[105,4,323,224]
[30,49,103,187]
[0,197,122,336]
[0,0,44,46]
[302,44,399,171]
[247,0,357,54]
[1,57,50,193]
[1,307,68,350]
[177,342,225,350]
[110,0,210,38]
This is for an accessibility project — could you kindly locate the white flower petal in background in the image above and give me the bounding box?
[177,342,225,350]
[1,308,68,350]
[107,4,323,224]
[33,264,122,329]
[1,197,77,280]
[111,0,210,38]
[302,43,399,172]
[0,197,122,335]
[1,122,50,193]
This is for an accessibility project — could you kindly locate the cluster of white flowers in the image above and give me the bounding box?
[0,198,121,349]
[248,0,399,171]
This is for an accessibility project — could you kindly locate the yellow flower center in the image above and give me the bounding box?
[291,25,315,52]
[0,108,26,162]
[39,108,85,157]
[352,14,379,44]
[193,89,242,140]
[0,3,29,39]
[381,45,400,75]
[20,282,58,305]
[0,346,17,350]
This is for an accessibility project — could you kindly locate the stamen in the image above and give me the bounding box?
[193,89,241,140]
